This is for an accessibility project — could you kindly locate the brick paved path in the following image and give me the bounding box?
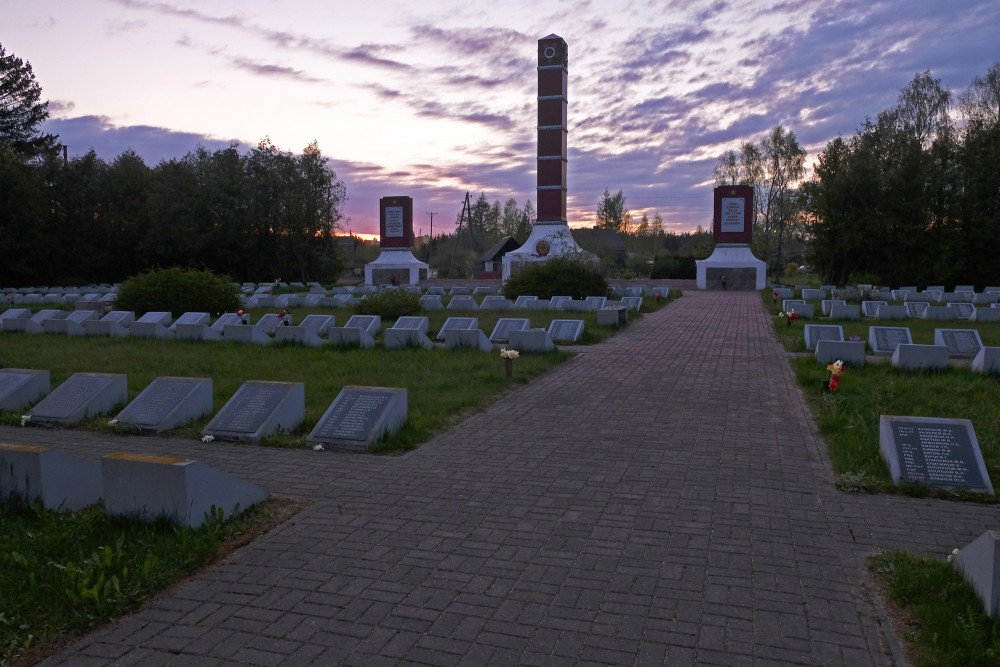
[12,290,997,666]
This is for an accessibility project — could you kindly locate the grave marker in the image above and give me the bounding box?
[436,317,478,341]
[803,324,844,351]
[934,328,984,357]
[202,381,304,443]
[0,444,103,511]
[868,326,912,354]
[490,318,531,342]
[115,377,213,433]
[879,416,993,494]
[27,373,127,426]
[548,319,584,343]
[0,368,50,411]
[307,386,408,452]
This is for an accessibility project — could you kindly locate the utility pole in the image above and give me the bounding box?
[426,211,438,267]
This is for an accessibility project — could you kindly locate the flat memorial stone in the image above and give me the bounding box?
[436,317,478,341]
[514,295,538,308]
[868,326,912,354]
[586,296,607,310]
[115,377,213,433]
[102,452,267,528]
[490,318,531,342]
[85,310,135,337]
[971,307,1000,323]
[0,308,31,323]
[0,368,50,411]
[828,304,861,320]
[508,328,554,353]
[934,328,984,357]
[782,299,806,313]
[972,347,1000,374]
[344,315,381,337]
[392,316,429,334]
[307,386,408,452]
[447,295,479,310]
[815,340,865,366]
[0,443,102,511]
[801,288,822,300]
[384,328,433,349]
[875,305,906,320]
[131,311,173,339]
[301,314,335,335]
[202,381,304,443]
[803,324,844,351]
[43,310,98,335]
[949,302,975,319]
[480,296,513,311]
[326,327,375,349]
[862,301,886,318]
[922,305,958,321]
[548,319,584,343]
[619,297,642,311]
[444,328,492,351]
[879,415,994,494]
[891,343,950,370]
[224,323,272,344]
[27,373,127,426]
[420,294,444,311]
[550,296,572,310]
[169,312,210,331]
[952,530,1000,618]
[821,299,846,316]
[904,302,929,318]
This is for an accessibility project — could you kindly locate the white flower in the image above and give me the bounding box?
[312,444,325,451]
[500,348,520,360]
[201,435,215,443]
[107,419,119,427]
[20,415,30,426]
[947,547,960,563]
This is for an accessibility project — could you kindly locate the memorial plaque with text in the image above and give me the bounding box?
[880,416,993,494]
[548,319,584,343]
[28,373,127,425]
[203,381,304,442]
[116,377,213,433]
[308,386,407,452]
[869,326,912,354]
[0,369,50,411]
[935,328,983,357]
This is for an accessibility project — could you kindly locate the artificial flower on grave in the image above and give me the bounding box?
[772,289,779,302]
[236,308,248,324]
[278,308,291,325]
[778,309,798,326]
[500,348,520,360]
[826,359,846,392]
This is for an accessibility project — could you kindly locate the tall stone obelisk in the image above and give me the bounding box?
[502,34,589,281]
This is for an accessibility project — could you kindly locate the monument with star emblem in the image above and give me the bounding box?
[696,185,766,289]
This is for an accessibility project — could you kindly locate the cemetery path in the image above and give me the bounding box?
[12,290,998,666]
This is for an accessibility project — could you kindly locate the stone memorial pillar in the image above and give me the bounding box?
[365,196,429,286]
[502,34,590,282]
[696,185,767,290]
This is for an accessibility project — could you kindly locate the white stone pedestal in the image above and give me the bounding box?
[365,248,428,286]
[696,244,766,290]
[501,223,590,282]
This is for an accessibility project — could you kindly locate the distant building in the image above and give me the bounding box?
[478,236,522,278]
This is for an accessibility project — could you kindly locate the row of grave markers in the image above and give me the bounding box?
[3,369,408,452]
[0,309,592,348]
[780,299,1000,322]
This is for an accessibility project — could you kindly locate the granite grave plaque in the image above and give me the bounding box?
[868,326,912,354]
[0,368,50,411]
[934,328,984,358]
[202,381,304,443]
[879,416,993,494]
[548,319,584,343]
[308,386,408,452]
[27,373,127,426]
[115,377,213,433]
[436,317,477,341]
[803,324,844,351]
[490,318,531,342]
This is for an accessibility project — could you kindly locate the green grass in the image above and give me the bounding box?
[0,296,674,453]
[761,290,1000,499]
[0,497,300,665]
[870,551,1000,666]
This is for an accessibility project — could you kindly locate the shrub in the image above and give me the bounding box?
[114,267,242,315]
[354,289,422,319]
[650,255,696,279]
[503,256,610,300]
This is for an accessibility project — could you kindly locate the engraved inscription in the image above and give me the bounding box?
[941,331,980,355]
[874,328,909,351]
[315,392,391,441]
[120,379,198,425]
[35,376,113,417]
[212,385,287,434]
[892,422,985,489]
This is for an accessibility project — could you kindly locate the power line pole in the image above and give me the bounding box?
[426,211,438,266]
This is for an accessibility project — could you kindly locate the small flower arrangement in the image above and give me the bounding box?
[772,289,779,301]
[236,308,248,324]
[500,349,520,360]
[500,348,519,378]
[826,359,846,392]
[312,444,325,452]
[20,415,30,426]
[278,308,291,325]
[778,309,798,326]
[201,435,215,443]
[947,547,959,563]
[849,335,862,343]
[107,419,119,427]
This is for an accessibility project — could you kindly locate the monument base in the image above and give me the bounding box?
[365,248,428,286]
[501,222,591,282]
[696,245,766,290]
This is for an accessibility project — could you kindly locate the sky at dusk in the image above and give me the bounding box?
[7,0,999,238]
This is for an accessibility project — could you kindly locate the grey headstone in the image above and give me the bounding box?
[879,415,993,494]
[861,300,886,318]
[436,317,478,341]
[27,373,127,426]
[891,343,950,370]
[102,453,267,528]
[131,311,173,339]
[344,315,381,337]
[782,299,806,313]
[0,308,31,322]
[922,305,958,321]
[904,302,929,318]
[548,319,584,343]
[875,304,907,320]
[949,302,975,319]
[550,296,572,310]
[868,326,912,354]
[821,299,846,316]
[420,294,444,311]
[449,286,472,296]
[508,328,554,353]
[772,288,793,300]
[814,340,866,367]
[0,444,102,512]
[514,295,538,308]
[307,386,408,452]
[115,377,213,433]
[586,296,607,310]
[525,299,551,310]
[223,324,272,345]
[934,328,984,357]
[803,324,844,351]
[447,295,479,310]
[392,316,429,334]
[801,288,822,300]
[202,381,304,443]
[972,347,1000,374]
[596,307,627,327]
[169,312,210,331]
[619,297,643,311]
[444,329,492,351]
[480,296,513,311]
[425,286,446,296]
[85,310,135,337]
[953,530,1000,618]
[489,318,531,342]
[327,327,375,349]
[300,314,334,336]
[274,325,324,347]
[0,368,50,411]
[828,304,861,320]
[384,328,433,350]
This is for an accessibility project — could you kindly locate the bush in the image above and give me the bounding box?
[354,289,422,319]
[114,267,242,315]
[649,255,696,279]
[503,256,610,299]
